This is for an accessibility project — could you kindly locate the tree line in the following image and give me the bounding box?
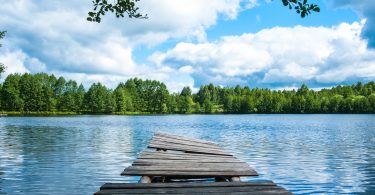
[1,73,374,114]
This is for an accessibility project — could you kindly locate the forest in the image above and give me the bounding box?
[1,73,375,115]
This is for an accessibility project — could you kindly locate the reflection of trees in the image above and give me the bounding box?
[3,125,73,156]
[0,118,138,193]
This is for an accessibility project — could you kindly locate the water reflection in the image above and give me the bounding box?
[0,115,374,194]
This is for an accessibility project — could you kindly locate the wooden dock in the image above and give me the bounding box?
[94,133,292,194]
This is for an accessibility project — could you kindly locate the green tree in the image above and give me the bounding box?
[19,73,45,111]
[180,86,192,97]
[85,82,113,113]
[353,96,370,113]
[59,80,79,111]
[342,96,354,113]
[202,98,213,113]
[167,94,178,113]
[75,84,85,112]
[54,76,66,111]
[291,95,305,113]
[368,93,375,113]
[0,72,373,115]
[241,96,256,113]
[193,102,201,113]
[224,95,234,113]
[1,74,23,111]
[153,81,169,113]
[329,95,344,113]
[113,84,133,112]
[105,91,116,113]
[35,73,56,111]
[124,78,140,111]
[178,96,194,113]
[113,85,127,112]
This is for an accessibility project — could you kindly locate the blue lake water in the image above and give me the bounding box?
[0,115,374,195]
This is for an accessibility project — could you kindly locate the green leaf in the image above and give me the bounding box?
[282,0,289,6]
[313,7,320,12]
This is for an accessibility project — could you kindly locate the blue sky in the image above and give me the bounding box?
[0,0,374,91]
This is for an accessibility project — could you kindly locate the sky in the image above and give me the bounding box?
[0,0,375,92]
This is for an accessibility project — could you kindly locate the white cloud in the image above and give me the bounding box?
[329,0,375,47]
[0,0,257,91]
[150,20,375,88]
[0,50,30,77]
[25,57,47,73]
[1,0,374,92]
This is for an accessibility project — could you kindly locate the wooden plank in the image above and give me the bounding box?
[139,151,236,159]
[140,150,232,156]
[133,159,245,165]
[137,155,239,161]
[95,133,293,195]
[95,186,285,194]
[149,141,226,153]
[132,162,248,167]
[154,133,218,146]
[149,140,222,151]
[136,155,241,162]
[148,143,231,156]
[151,137,222,150]
[123,133,258,177]
[95,182,292,195]
[132,163,245,167]
[132,163,246,167]
[130,164,251,169]
[152,136,219,147]
[148,142,226,155]
[125,166,253,172]
[154,133,217,144]
[133,163,251,169]
[121,169,258,177]
[100,182,277,189]
[95,189,292,195]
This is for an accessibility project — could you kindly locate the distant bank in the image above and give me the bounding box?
[1,73,374,115]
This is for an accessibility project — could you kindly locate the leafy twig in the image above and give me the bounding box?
[87,0,147,23]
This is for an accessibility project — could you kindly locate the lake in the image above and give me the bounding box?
[0,115,374,194]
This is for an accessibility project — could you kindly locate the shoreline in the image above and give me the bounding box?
[1,111,374,117]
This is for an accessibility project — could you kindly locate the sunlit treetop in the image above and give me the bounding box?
[87,0,320,23]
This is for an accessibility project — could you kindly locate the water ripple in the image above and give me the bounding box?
[0,115,374,194]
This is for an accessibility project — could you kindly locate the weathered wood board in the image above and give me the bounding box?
[94,133,293,195]
[121,133,257,177]
[95,182,293,195]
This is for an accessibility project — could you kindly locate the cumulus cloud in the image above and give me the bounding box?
[1,0,374,92]
[0,0,256,91]
[0,50,30,76]
[329,0,375,48]
[150,21,375,88]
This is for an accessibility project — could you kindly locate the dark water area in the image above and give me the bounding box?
[0,115,374,194]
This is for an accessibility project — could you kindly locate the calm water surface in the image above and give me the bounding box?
[0,115,374,194]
